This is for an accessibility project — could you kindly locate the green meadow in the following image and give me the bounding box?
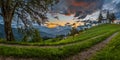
[0,24,120,60]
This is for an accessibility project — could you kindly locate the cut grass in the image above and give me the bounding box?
[0,30,118,60]
[91,32,120,60]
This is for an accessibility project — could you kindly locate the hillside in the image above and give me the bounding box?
[0,0,120,60]
[0,24,120,60]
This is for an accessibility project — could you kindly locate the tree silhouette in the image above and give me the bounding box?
[70,27,79,36]
[0,0,57,41]
[98,12,103,23]
[109,12,116,23]
[106,11,110,23]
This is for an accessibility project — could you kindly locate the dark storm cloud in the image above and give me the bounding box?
[51,0,104,19]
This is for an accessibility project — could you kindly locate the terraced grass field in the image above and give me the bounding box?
[91,32,120,60]
[0,24,120,60]
[1,24,120,46]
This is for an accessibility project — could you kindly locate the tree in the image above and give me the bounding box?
[0,0,57,41]
[106,11,110,23]
[98,12,103,23]
[32,29,43,42]
[21,29,42,42]
[70,27,79,36]
[109,12,116,23]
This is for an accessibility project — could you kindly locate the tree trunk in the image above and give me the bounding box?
[1,0,16,41]
[4,17,15,41]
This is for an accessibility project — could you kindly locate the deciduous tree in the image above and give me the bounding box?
[0,0,57,41]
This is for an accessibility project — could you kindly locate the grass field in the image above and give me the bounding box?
[0,24,120,60]
[0,24,120,46]
[91,32,120,60]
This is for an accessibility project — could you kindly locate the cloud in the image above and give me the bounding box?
[51,0,104,19]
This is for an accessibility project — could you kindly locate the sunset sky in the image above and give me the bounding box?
[46,0,103,26]
[47,13,76,26]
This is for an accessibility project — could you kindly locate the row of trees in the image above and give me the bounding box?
[98,11,116,23]
[0,0,58,41]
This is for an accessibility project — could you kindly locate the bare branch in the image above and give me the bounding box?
[9,2,19,22]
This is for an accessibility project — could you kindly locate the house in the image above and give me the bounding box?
[113,20,120,24]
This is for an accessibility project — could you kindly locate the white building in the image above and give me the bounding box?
[114,20,120,24]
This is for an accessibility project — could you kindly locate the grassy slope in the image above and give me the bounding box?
[0,24,120,60]
[0,31,116,60]
[91,32,120,60]
[1,24,120,46]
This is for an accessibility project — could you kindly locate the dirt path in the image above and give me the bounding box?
[0,32,118,60]
[65,32,118,60]
[0,34,105,48]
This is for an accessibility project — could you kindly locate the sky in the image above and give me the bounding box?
[47,13,76,26]
[0,0,119,28]
[47,0,104,25]
[0,0,104,28]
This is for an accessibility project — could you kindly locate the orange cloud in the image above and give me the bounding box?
[51,0,103,19]
[71,1,89,7]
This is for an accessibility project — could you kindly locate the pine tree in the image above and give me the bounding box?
[32,29,43,42]
[98,12,103,23]
[109,13,116,23]
[106,11,110,23]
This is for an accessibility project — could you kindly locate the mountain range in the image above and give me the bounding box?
[0,0,120,39]
[0,23,72,39]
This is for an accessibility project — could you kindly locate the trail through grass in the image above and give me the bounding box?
[1,24,120,46]
[91,32,120,60]
[0,24,120,60]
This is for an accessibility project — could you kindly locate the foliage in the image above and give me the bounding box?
[106,11,116,23]
[0,0,57,41]
[106,11,110,22]
[109,12,116,23]
[21,28,42,42]
[0,0,56,23]
[70,27,79,36]
[98,12,103,23]
[31,29,43,42]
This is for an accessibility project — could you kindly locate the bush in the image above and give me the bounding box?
[31,29,43,42]
[21,29,42,42]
